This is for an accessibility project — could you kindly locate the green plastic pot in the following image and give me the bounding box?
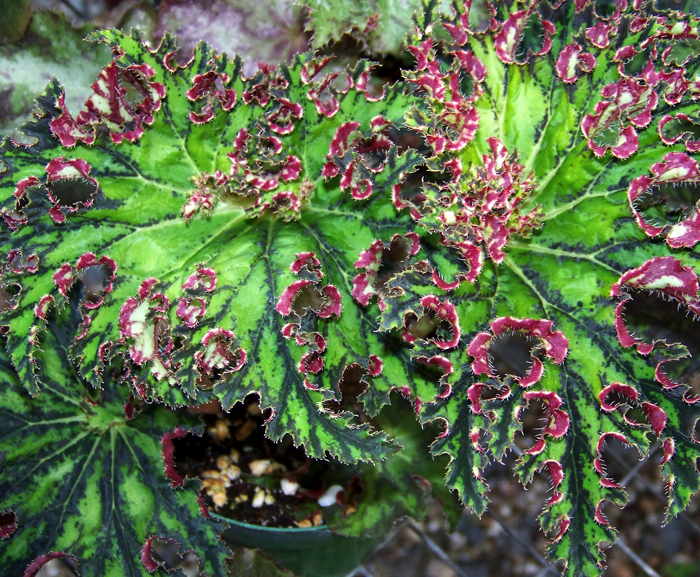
[214,512,380,577]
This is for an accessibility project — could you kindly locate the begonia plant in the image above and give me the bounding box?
[0,1,698,576]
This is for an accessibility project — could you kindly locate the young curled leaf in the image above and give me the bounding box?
[581,78,658,159]
[301,56,351,119]
[467,317,568,388]
[404,34,485,156]
[611,256,700,401]
[494,9,555,65]
[351,232,421,308]
[519,390,570,454]
[323,117,396,201]
[395,138,540,287]
[401,295,461,350]
[50,60,165,146]
[276,252,342,319]
[195,328,247,385]
[658,113,700,154]
[555,43,596,84]
[186,67,237,124]
[53,252,117,311]
[2,157,99,228]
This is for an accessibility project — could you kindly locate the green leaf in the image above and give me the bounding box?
[327,394,459,537]
[0,0,31,45]
[0,29,420,463]
[300,0,451,54]
[0,336,227,576]
[370,2,700,575]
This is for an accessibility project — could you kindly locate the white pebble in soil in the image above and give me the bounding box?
[280,478,300,496]
[248,459,272,476]
[317,484,343,507]
[252,487,267,508]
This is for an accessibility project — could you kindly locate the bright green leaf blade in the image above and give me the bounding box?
[0,30,420,464]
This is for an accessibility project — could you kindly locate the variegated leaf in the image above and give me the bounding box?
[368,1,700,575]
[0,335,227,576]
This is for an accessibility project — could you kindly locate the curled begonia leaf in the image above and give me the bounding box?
[494,8,556,65]
[2,156,99,229]
[467,317,568,388]
[50,61,166,146]
[351,232,421,307]
[658,113,700,153]
[404,32,485,156]
[627,151,700,248]
[611,256,700,402]
[581,78,657,159]
[555,43,596,84]
[0,29,416,464]
[363,2,700,575]
[575,4,700,159]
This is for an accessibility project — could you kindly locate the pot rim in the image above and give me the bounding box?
[210,510,329,533]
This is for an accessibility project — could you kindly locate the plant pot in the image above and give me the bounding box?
[214,512,381,577]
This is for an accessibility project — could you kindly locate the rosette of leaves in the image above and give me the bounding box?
[364,1,699,575]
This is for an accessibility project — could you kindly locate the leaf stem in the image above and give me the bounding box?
[529,137,584,202]
[502,255,551,316]
[523,77,556,176]
[540,187,625,222]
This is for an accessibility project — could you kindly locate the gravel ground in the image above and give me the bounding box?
[361,450,699,577]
